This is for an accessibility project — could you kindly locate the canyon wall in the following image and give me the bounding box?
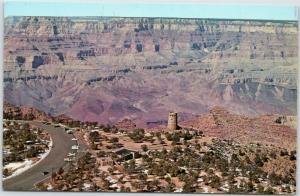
[4,16,298,126]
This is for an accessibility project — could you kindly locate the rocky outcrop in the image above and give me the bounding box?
[3,16,298,126]
[3,102,51,121]
[115,118,137,131]
[180,106,296,150]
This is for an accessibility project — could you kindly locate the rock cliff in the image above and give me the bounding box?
[4,16,298,126]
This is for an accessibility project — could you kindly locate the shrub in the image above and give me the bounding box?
[128,129,145,143]
[280,149,289,156]
[141,144,148,152]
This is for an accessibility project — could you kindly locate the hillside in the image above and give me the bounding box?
[180,107,296,150]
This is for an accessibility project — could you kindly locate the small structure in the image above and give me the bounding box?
[114,148,140,162]
[167,112,178,130]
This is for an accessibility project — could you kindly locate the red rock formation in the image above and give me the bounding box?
[115,118,137,131]
[3,17,297,126]
[3,102,52,121]
[180,106,296,150]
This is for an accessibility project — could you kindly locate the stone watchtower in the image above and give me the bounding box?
[167,112,178,130]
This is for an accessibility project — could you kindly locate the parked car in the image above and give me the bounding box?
[66,130,73,134]
[64,158,72,162]
[67,153,76,157]
[71,145,79,150]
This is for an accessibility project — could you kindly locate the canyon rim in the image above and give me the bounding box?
[2,3,298,194]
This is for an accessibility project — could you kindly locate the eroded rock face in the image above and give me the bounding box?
[115,119,137,131]
[3,16,298,126]
[180,106,297,150]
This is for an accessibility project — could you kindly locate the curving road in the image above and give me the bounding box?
[3,121,82,191]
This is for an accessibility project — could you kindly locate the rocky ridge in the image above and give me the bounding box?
[180,106,296,150]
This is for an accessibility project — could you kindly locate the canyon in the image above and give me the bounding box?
[4,16,298,127]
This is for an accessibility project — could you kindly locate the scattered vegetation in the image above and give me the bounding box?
[3,121,51,178]
[38,125,296,194]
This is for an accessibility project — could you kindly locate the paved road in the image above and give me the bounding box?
[3,121,79,191]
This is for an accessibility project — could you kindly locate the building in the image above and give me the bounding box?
[167,112,178,130]
[114,148,140,162]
